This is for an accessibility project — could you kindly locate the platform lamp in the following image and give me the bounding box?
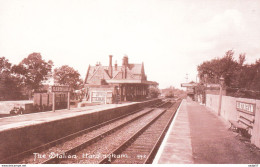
[217,76,225,116]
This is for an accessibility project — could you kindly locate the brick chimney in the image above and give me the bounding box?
[122,56,128,79]
[115,60,118,71]
[108,55,113,78]
[122,55,128,66]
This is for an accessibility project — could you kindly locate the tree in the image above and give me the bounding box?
[198,50,239,87]
[0,57,11,99]
[194,83,206,103]
[161,86,186,98]
[0,57,23,100]
[241,59,260,91]
[54,65,83,90]
[197,50,260,98]
[148,86,160,98]
[12,52,53,92]
[0,57,11,74]
[238,53,246,65]
[165,89,174,98]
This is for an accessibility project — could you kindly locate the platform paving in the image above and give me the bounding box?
[0,103,133,132]
[154,99,260,164]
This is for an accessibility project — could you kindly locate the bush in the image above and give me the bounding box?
[148,87,160,98]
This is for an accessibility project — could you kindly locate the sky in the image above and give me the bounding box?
[0,0,259,89]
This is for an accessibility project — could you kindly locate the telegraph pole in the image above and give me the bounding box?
[185,73,189,83]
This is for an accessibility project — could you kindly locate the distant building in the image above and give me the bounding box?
[181,82,226,103]
[181,82,197,101]
[84,55,158,104]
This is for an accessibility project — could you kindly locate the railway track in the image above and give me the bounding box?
[6,100,164,164]
[60,106,167,164]
[101,100,180,164]
[3,99,181,164]
[57,100,179,164]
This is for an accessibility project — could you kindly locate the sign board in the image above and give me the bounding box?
[91,91,106,103]
[186,88,194,94]
[206,84,220,88]
[91,91,113,104]
[181,83,197,87]
[236,101,256,115]
[52,86,70,92]
[51,85,71,112]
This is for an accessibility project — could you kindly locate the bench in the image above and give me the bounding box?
[229,101,256,138]
[229,115,254,138]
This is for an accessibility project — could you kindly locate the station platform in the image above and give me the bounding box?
[154,99,260,164]
[0,99,160,161]
[0,103,127,132]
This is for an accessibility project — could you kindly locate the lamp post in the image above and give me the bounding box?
[217,76,224,116]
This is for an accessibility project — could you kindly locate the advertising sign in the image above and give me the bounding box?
[91,91,113,104]
[91,91,106,103]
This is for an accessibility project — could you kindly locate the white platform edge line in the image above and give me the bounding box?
[152,99,184,164]
[0,103,129,120]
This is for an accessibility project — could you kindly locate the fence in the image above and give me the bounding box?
[33,93,68,111]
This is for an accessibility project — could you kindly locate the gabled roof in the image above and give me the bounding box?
[84,63,147,85]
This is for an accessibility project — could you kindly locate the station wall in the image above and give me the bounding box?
[206,94,260,148]
[0,98,160,162]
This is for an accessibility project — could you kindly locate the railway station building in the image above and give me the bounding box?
[84,55,158,104]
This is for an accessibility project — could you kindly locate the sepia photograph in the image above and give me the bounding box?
[0,0,260,166]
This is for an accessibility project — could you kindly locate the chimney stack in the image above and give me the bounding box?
[115,60,118,71]
[125,56,128,65]
[108,55,113,78]
[122,55,128,66]
[122,56,128,79]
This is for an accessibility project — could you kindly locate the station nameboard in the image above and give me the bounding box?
[181,83,197,87]
[236,101,256,115]
[52,86,70,92]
